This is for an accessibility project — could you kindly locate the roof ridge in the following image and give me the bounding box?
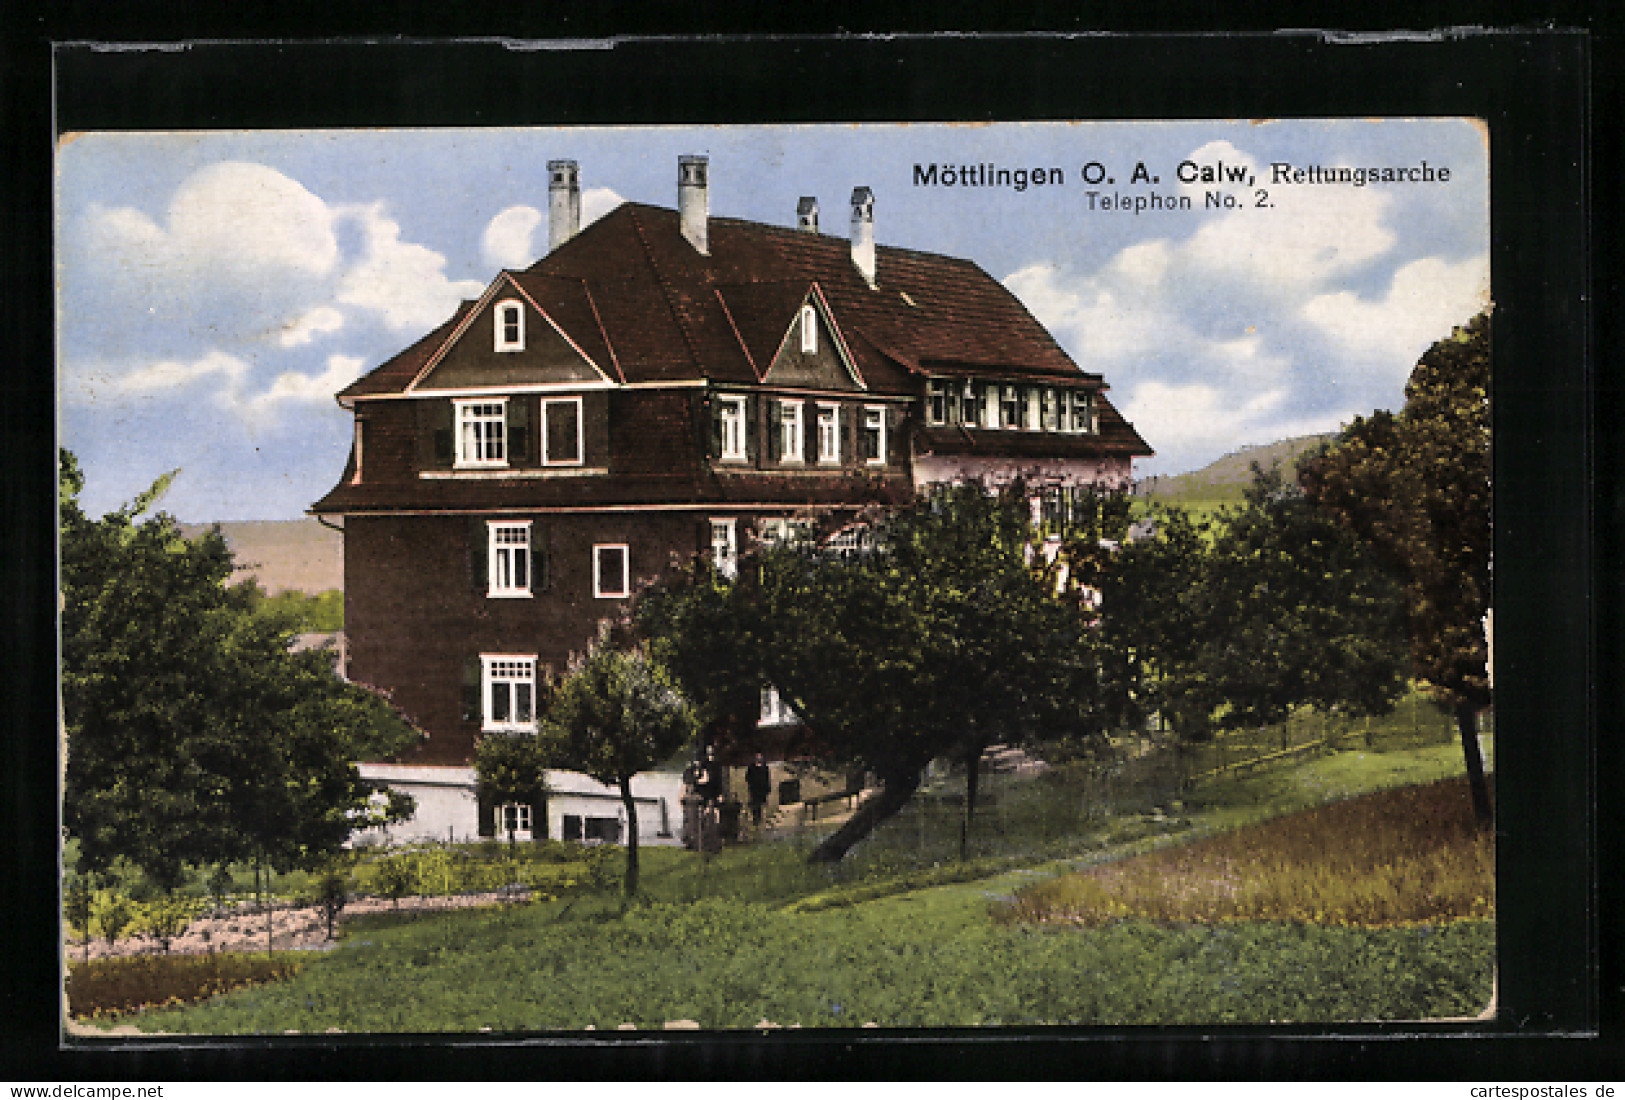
[627,205,706,377]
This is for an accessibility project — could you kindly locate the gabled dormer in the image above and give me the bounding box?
[409,273,612,392]
[760,286,864,392]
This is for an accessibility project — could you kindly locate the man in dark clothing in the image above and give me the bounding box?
[745,753,772,829]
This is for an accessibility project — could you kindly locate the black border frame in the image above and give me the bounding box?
[5,21,1609,1081]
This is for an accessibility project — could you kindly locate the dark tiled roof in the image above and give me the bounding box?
[341,202,1100,398]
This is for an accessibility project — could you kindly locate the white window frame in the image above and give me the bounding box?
[499,802,534,838]
[1024,387,1043,431]
[862,405,888,466]
[800,303,818,354]
[816,402,841,465]
[482,654,538,733]
[487,520,533,598]
[779,399,805,465]
[925,381,947,426]
[759,685,800,727]
[1042,387,1060,432]
[455,398,509,468]
[758,517,813,546]
[710,518,738,580]
[981,383,1000,430]
[494,299,525,352]
[1000,385,1021,430]
[540,396,585,467]
[593,543,630,599]
[718,395,748,462]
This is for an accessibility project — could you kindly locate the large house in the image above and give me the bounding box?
[313,155,1151,844]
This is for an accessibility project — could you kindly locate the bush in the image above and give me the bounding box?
[66,953,304,1021]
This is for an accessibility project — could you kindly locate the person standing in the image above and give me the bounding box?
[745,753,772,830]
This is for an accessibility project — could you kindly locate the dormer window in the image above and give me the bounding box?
[455,399,508,467]
[800,303,818,354]
[926,381,947,426]
[495,300,524,352]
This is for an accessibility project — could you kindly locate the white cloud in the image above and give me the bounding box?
[479,187,625,272]
[119,350,250,396]
[278,306,345,347]
[482,206,545,270]
[243,355,366,417]
[1121,380,1353,471]
[1301,254,1490,372]
[335,201,486,331]
[86,161,339,284]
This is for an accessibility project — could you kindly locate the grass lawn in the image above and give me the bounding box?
[97,736,1494,1033]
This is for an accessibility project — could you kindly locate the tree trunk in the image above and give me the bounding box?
[619,775,640,897]
[1456,702,1494,829]
[809,767,921,864]
[960,750,982,862]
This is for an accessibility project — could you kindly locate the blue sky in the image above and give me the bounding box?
[56,120,1488,521]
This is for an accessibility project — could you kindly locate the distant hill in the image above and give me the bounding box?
[1139,433,1337,505]
[179,519,343,595]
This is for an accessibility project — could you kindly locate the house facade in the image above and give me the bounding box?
[313,156,1151,844]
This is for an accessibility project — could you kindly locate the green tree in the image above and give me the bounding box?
[1300,313,1494,826]
[1103,468,1409,745]
[60,450,420,890]
[541,645,697,896]
[641,483,1109,863]
[473,729,553,844]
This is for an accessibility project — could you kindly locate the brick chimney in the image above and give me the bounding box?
[797,196,819,233]
[548,159,581,253]
[850,186,875,286]
[679,155,709,255]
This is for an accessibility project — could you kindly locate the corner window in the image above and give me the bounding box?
[800,303,818,354]
[488,521,532,597]
[861,406,887,465]
[778,400,805,465]
[455,399,508,467]
[495,300,525,352]
[816,403,841,464]
[926,381,947,426]
[1024,387,1043,431]
[1042,388,1060,432]
[717,395,748,462]
[1000,385,1021,429]
[594,544,630,599]
[541,397,583,465]
[710,519,738,580]
[482,655,537,732]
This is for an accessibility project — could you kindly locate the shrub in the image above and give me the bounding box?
[67,953,304,1021]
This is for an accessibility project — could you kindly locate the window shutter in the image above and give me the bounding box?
[535,524,550,591]
[768,399,782,463]
[707,398,722,459]
[462,656,483,724]
[508,398,531,465]
[745,396,759,464]
[419,400,454,468]
[470,518,488,594]
[529,794,549,841]
[476,793,496,839]
[843,403,857,468]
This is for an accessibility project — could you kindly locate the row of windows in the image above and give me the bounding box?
[714,395,889,466]
[925,380,1098,434]
[485,521,628,600]
[454,397,581,469]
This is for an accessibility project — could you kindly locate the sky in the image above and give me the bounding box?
[56,120,1489,521]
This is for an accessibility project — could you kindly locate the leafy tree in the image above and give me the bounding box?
[473,729,553,843]
[60,450,420,890]
[541,645,697,896]
[641,483,1109,863]
[1300,314,1494,826]
[1103,468,1409,747]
